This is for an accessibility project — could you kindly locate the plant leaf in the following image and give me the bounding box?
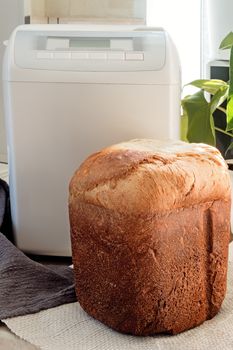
[180,113,188,142]
[219,32,233,50]
[225,141,233,156]
[182,91,216,146]
[226,95,233,130]
[210,85,228,114]
[226,45,233,130]
[186,79,228,94]
[229,45,233,96]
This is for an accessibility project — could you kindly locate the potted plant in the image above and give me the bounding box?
[181,32,233,150]
[181,32,233,237]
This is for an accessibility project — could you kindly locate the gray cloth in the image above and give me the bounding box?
[0,178,14,242]
[0,232,76,320]
[0,177,76,320]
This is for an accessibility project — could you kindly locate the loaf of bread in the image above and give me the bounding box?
[69,139,231,335]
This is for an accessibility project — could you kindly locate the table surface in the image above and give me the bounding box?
[1,244,233,350]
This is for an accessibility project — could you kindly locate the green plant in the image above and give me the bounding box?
[181,32,233,155]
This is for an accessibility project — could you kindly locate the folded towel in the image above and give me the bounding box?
[0,232,76,320]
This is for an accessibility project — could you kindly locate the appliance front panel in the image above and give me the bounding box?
[14,28,166,72]
[7,82,179,255]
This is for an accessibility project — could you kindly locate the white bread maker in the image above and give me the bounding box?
[3,25,180,256]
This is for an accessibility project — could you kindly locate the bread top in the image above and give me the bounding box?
[69,139,231,214]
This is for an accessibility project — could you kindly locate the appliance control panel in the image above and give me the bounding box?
[13,26,166,72]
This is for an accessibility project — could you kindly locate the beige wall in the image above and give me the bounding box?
[24,0,46,16]
[45,0,69,17]
[31,0,46,17]
[28,0,146,22]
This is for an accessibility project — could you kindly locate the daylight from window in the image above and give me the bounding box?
[147,0,201,87]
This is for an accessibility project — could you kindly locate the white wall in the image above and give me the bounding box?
[0,0,24,162]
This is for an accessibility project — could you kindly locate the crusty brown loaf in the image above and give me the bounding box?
[69,139,231,335]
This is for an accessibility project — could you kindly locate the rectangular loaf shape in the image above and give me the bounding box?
[69,139,231,335]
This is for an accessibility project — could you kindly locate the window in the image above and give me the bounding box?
[147,0,202,86]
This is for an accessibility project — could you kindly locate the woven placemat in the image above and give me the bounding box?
[3,261,233,350]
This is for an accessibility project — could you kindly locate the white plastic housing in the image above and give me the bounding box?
[3,25,181,256]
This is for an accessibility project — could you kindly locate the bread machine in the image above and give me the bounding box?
[3,25,180,256]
